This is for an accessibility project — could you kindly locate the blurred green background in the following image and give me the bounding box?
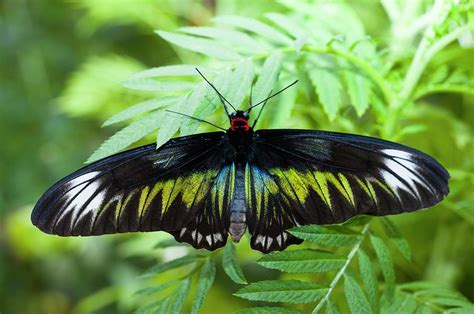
[1,1,473,313]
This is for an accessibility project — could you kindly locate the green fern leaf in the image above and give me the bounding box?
[156,30,242,60]
[129,64,204,79]
[223,242,247,284]
[253,53,283,105]
[289,225,362,247]
[325,299,340,314]
[357,249,379,312]
[343,272,373,314]
[169,278,191,314]
[257,249,345,273]
[370,234,395,299]
[122,78,195,92]
[191,258,216,314]
[213,15,292,45]
[234,280,327,303]
[103,96,176,126]
[142,255,200,277]
[87,110,163,163]
[236,307,304,314]
[380,217,412,260]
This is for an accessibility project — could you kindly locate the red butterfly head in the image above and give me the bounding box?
[230,110,251,132]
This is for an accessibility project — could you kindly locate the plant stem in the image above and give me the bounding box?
[312,222,371,313]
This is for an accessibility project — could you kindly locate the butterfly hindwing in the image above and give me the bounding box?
[31,132,232,250]
[245,129,449,251]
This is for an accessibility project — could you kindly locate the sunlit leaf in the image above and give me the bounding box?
[343,272,373,314]
[325,299,340,314]
[307,55,342,121]
[357,249,379,312]
[169,278,191,314]
[157,31,242,60]
[129,64,204,79]
[223,241,247,284]
[257,249,345,273]
[191,259,216,314]
[180,26,269,53]
[122,78,194,92]
[289,225,362,247]
[234,280,327,303]
[253,52,283,105]
[236,307,304,314]
[380,217,412,260]
[213,15,293,45]
[142,255,200,277]
[87,110,163,163]
[104,97,177,126]
[156,95,187,148]
[135,280,180,297]
[370,234,395,299]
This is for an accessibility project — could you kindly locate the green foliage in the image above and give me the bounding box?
[84,1,473,313]
[4,0,473,313]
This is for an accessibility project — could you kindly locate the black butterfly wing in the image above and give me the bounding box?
[32,132,233,250]
[247,129,449,252]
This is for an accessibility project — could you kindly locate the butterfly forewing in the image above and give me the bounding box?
[247,130,449,240]
[31,132,233,250]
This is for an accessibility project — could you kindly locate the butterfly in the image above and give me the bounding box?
[32,69,449,253]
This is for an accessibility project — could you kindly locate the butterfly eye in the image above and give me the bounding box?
[231,112,237,117]
[243,112,249,119]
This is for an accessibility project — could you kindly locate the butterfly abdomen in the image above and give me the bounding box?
[229,164,247,242]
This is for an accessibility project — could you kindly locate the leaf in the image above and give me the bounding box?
[253,52,283,105]
[213,15,293,45]
[135,280,180,297]
[87,110,163,163]
[122,78,195,92]
[156,95,187,148]
[180,26,269,54]
[289,225,362,247]
[234,280,327,303]
[226,59,255,110]
[169,278,191,314]
[265,13,307,39]
[342,63,371,116]
[103,97,177,126]
[180,68,232,136]
[129,64,204,79]
[154,238,189,249]
[381,290,417,314]
[142,255,199,277]
[343,273,373,314]
[428,64,449,84]
[370,234,395,299]
[156,31,241,61]
[191,258,216,314]
[307,56,343,121]
[257,249,345,273]
[135,297,171,314]
[325,299,340,314]
[236,307,304,314]
[380,217,412,260]
[357,249,379,312]
[223,241,247,284]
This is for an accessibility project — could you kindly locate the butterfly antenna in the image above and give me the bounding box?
[246,80,299,112]
[195,68,237,116]
[251,89,272,129]
[166,110,226,131]
[248,84,254,112]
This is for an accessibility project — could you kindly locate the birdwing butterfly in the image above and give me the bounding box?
[32,70,449,253]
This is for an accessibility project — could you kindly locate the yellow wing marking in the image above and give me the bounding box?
[138,186,150,217]
[313,171,332,210]
[337,173,355,206]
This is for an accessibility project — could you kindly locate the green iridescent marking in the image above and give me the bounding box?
[354,176,371,197]
[313,171,332,209]
[145,182,162,209]
[138,186,150,216]
[365,179,378,205]
[245,165,253,210]
[114,197,123,220]
[324,172,352,204]
[337,173,355,206]
[161,179,176,213]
